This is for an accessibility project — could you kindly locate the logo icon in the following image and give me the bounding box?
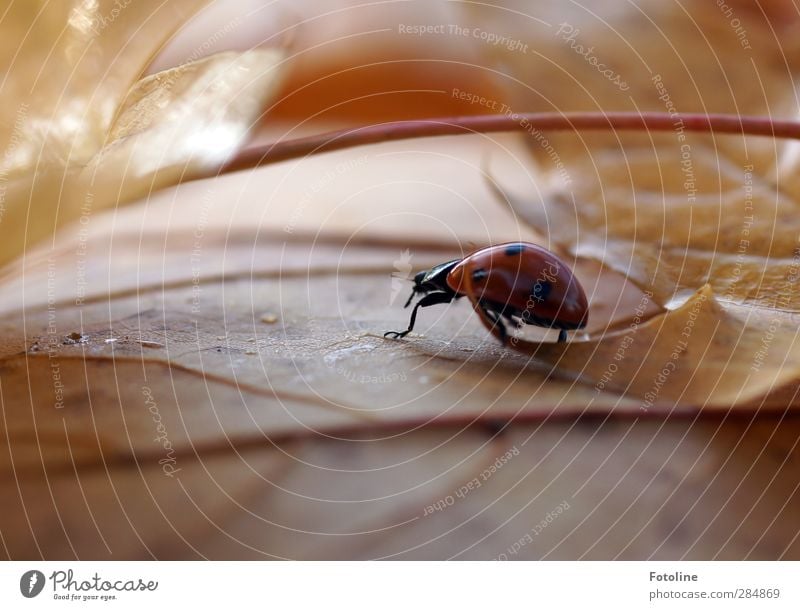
[390,249,414,305]
[20,570,45,598]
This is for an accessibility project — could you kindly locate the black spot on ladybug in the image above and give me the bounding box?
[531,280,552,301]
[504,243,525,256]
[472,268,488,282]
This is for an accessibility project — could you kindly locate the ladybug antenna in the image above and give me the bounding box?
[403,289,416,308]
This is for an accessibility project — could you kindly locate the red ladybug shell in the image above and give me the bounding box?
[445,242,588,330]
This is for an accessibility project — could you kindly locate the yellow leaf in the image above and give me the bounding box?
[0,1,284,271]
[84,49,284,205]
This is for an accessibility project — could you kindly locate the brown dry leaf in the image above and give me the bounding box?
[5,418,799,559]
[3,0,800,561]
[0,136,661,474]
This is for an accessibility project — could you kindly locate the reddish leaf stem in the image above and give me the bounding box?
[221,112,800,174]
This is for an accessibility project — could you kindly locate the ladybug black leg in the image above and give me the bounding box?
[403,289,416,308]
[558,329,568,343]
[384,292,454,339]
[480,306,508,345]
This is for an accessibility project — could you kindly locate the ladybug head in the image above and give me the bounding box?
[402,270,428,307]
[402,259,461,308]
[412,270,428,286]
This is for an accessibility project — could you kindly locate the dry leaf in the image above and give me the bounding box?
[2,0,799,561]
[84,49,284,205]
[0,1,284,271]
[0,136,661,474]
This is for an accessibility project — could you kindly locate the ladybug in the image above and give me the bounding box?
[384,242,588,344]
